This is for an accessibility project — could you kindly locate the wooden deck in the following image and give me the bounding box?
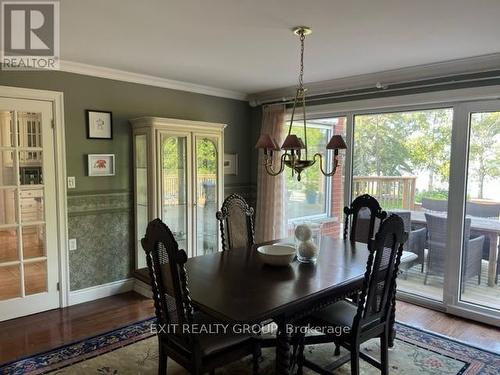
[398,256,500,310]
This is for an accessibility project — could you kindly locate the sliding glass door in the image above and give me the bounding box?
[352,108,453,302]
[454,101,500,317]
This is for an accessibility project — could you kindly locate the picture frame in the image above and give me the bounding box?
[88,154,115,176]
[86,110,113,139]
[224,153,238,175]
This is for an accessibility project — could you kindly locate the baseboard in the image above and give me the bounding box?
[68,278,135,306]
[133,279,152,298]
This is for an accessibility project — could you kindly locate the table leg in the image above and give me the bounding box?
[276,318,291,375]
[487,233,499,287]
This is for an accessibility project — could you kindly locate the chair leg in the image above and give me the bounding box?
[252,343,260,375]
[296,336,305,375]
[381,331,389,375]
[158,345,167,375]
[334,341,341,356]
[350,345,360,375]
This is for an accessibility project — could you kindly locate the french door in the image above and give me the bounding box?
[0,97,59,321]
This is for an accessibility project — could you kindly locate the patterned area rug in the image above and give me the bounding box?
[1,318,499,375]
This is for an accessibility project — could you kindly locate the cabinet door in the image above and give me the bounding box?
[194,136,220,256]
[134,133,148,269]
[160,133,192,254]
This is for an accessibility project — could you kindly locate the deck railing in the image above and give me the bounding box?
[352,176,417,210]
[163,174,216,203]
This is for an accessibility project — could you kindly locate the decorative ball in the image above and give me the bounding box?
[298,240,317,259]
[295,224,312,241]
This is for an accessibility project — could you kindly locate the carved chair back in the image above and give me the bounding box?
[353,214,407,335]
[216,193,255,251]
[141,218,194,344]
[344,194,387,243]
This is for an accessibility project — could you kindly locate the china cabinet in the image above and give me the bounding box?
[131,117,225,272]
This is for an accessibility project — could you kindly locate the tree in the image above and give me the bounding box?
[469,112,500,198]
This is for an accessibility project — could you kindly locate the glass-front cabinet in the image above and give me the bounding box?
[131,117,225,275]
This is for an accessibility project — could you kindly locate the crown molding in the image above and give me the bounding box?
[58,60,248,101]
[248,53,500,106]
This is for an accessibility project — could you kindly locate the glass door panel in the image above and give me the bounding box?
[352,108,453,302]
[460,111,500,310]
[161,134,189,252]
[195,137,218,256]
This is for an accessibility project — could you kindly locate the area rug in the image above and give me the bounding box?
[1,318,499,375]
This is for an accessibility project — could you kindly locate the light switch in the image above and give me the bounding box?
[69,238,77,251]
[67,176,76,189]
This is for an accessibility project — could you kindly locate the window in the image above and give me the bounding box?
[283,116,346,238]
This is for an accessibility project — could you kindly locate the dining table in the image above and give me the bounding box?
[184,236,415,375]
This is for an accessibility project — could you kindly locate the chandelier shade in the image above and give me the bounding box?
[255,26,347,181]
[326,135,348,150]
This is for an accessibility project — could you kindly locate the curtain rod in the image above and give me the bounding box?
[261,70,500,107]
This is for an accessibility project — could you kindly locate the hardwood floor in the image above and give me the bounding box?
[0,292,498,366]
[0,291,154,365]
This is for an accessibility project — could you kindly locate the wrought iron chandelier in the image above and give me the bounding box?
[255,26,347,182]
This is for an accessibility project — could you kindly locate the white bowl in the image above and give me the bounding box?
[257,245,296,266]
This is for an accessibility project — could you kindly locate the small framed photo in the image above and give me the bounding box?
[86,110,113,139]
[88,154,115,176]
[224,153,238,175]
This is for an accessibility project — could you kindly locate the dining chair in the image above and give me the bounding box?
[141,218,260,375]
[344,194,387,243]
[216,193,255,251]
[424,214,484,288]
[296,214,408,375]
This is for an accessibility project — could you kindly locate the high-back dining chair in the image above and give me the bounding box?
[424,214,484,287]
[216,193,255,251]
[344,194,387,243]
[296,214,408,375]
[141,218,260,375]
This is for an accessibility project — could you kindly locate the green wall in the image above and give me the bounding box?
[0,70,253,291]
[0,70,252,191]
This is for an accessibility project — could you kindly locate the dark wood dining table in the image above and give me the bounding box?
[185,236,414,375]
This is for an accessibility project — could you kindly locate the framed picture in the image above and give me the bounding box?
[86,110,113,139]
[88,154,115,176]
[224,153,238,175]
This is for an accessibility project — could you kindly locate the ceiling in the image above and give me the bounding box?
[61,0,500,96]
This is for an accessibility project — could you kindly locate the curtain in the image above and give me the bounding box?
[255,104,286,242]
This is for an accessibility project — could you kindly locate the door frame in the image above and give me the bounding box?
[0,85,69,308]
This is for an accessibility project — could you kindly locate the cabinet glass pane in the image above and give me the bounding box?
[460,111,500,310]
[0,228,18,262]
[0,188,17,225]
[161,135,188,251]
[24,260,47,295]
[0,264,21,300]
[135,134,148,269]
[196,138,218,255]
[20,189,44,223]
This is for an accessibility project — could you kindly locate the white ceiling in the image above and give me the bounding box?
[61,0,500,96]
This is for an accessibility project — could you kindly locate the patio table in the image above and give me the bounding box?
[184,236,414,374]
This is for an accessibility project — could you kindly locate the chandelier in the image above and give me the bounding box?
[255,26,347,182]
